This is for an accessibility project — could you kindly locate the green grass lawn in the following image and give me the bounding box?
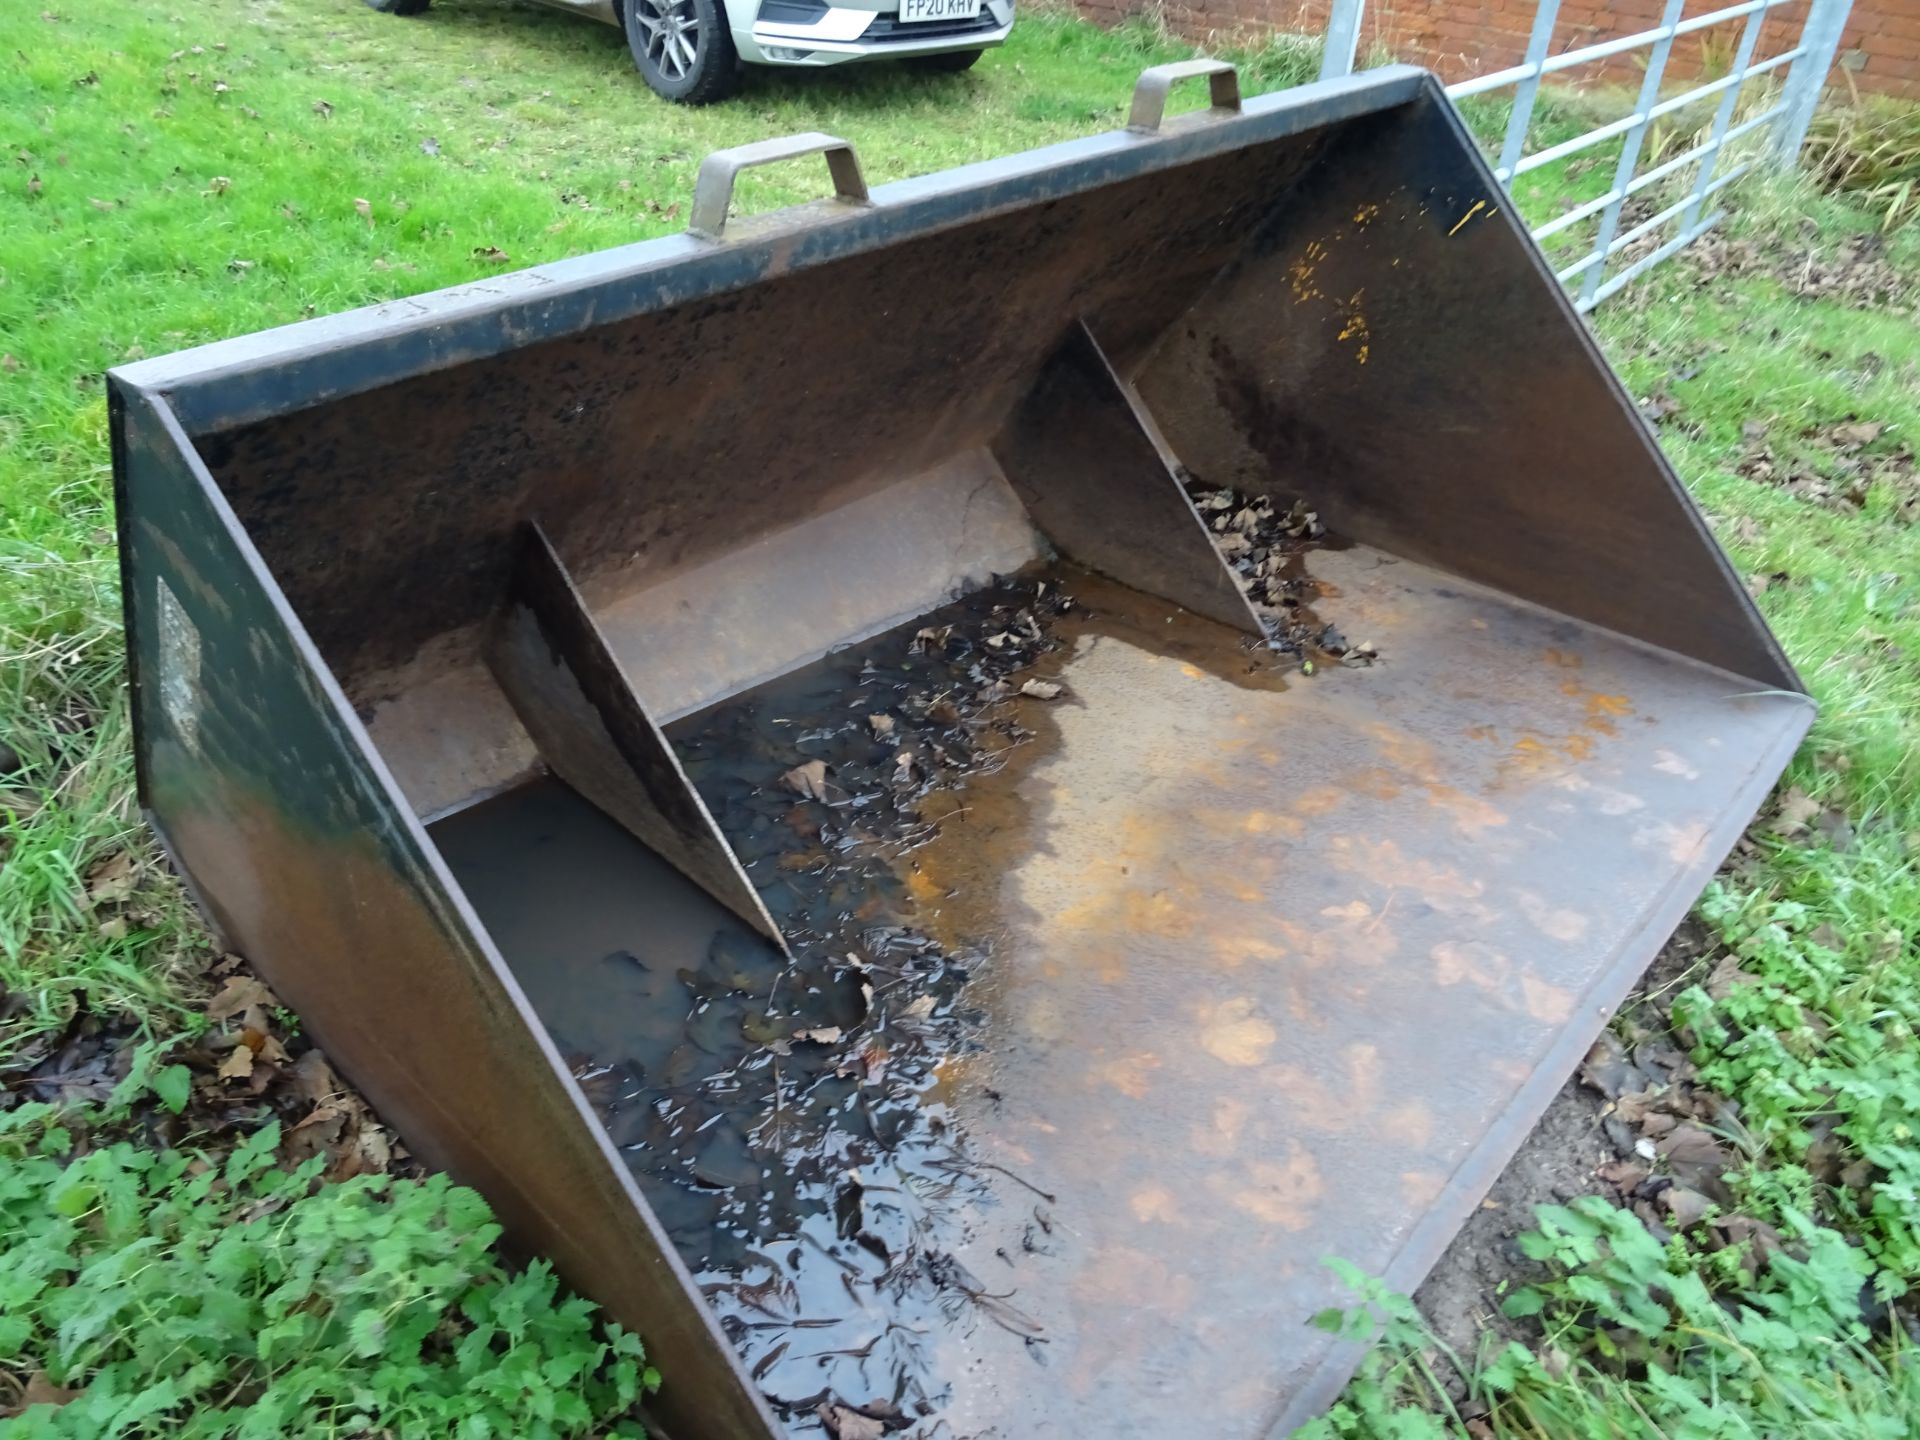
[4,0,1920,1433]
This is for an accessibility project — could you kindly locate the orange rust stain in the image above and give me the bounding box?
[1423,783,1507,836]
[1211,933,1288,968]
[1326,835,1483,902]
[1563,734,1596,761]
[1293,785,1346,817]
[1380,1100,1435,1147]
[1263,1043,1382,1131]
[905,868,943,904]
[1199,1097,1252,1157]
[1089,1051,1161,1099]
[1273,909,1398,969]
[1431,939,1511,990]
[1466,724,1499,743]
[1179,662,1205,680]
[1349,766,1403,800]
[1401,1170,1448,1208]
[1199,997,1277,1067]
[1521,973,1576,1024]
[1518,891,1589,943]
[1364,723,1441,782]
[1545,648,1583,669]
[1130,1185,1182,1224]
[1223,1142,1325,1231]
[1245,810,1307,838]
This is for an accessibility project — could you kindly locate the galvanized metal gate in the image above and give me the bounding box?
[1318,0,1857,310]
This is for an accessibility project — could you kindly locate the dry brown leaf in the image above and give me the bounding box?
[352,196,372,223]
[899,995,936,1022]
[217,1043,255,1081]
[84,850,135,907]
[21,1372,84,1409]
[1768,787,1821,837]
[866,713,894,738]
[290,1049,344,1107]
[1660,1185,1713,1229]
[206,974,279,1023]
[311,97,332,118]
[1595,1158,1649,1190]
[472,244,510,263]
[1019,679,1063,701]
[1705,954,1759,1000]
[793,1026,843,1045]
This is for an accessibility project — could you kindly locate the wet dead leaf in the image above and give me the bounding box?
[866,713,894,738]
[782,759,838,803]
[1019,679,1063,701]
[815,1404,886,1440]
[793,1026,843,1045]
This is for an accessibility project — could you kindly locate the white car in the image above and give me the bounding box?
[367,0,1015,104]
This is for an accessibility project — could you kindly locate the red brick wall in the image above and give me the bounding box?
[1074,0,1920,102]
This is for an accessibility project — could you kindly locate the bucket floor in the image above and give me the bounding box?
[434,545,1809,1438]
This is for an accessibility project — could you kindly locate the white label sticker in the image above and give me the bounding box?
[156,577,202,751]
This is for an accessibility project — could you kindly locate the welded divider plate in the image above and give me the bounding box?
[486,522,788,950]
[994,320,1264,636]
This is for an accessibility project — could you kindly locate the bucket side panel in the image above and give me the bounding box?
[1133,92,1797,692]
[110,383,778,1440]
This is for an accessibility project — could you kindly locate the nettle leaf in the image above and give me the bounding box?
[152,1065,193,1115]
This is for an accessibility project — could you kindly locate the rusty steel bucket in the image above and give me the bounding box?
[112,60,1812,1439]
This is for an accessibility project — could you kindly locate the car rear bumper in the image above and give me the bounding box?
[737,0,1013,64]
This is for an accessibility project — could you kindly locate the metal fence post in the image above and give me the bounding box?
[1678,1,1770,233]
[1497,0,1565,182]
[1770,0,1855,165]
[1580,0,1687,307]
[1319,0,1367,82]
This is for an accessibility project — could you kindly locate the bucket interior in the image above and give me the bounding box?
[180,92,1813,1436]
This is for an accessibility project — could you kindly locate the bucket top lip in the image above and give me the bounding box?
[110,65,1435,438]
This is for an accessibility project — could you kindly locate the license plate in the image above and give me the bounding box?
[897,0,979,22]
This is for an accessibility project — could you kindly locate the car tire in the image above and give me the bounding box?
[364,0,431,15]
[624,0,740,104]
[905,47,983,72]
